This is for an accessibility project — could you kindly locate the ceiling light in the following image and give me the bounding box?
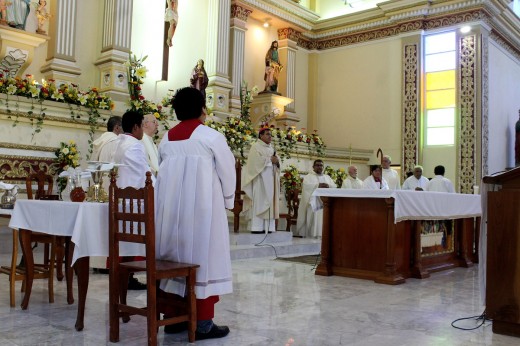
[263,21,269,28]
[460,26,471,33]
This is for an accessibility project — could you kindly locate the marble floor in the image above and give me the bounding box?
[0,252,519,346]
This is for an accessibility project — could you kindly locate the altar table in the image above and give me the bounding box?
[8,199,145,330]
[312,189,481,284]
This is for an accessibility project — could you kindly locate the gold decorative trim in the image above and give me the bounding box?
[489,31,520,63]
[0,142,57,152]
[278,28,301,41]
[458,35,477,194]
[230,4,252,21]
[481,34,489,177]
[0,155,60,181]
[0,109,102,127]
[402,43,419,178]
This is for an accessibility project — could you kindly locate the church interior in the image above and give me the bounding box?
[1,0,520,344]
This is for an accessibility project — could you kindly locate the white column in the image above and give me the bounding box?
[40,0,81,83]
[94,0,133,101]
[277,28,300,125]
[205,0,233,118]
[228,3,252,114]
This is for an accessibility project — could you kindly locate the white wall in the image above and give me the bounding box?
[487,41,520,174]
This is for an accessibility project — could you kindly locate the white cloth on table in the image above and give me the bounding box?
[8,200,145,265]
[402,175,429,191]
[383,168,401,190]
[155,125,235,299]
[426,175,455,193]
[296,172,336,238]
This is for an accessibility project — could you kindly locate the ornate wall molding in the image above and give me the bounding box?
[481,34,489,177]
[231,4,252,21]
[0,155,59,181]
[489,31,520,63]
[402,43,419,178]
[278,27,301,41]
[0,142,57,152]
[458,35,477,194]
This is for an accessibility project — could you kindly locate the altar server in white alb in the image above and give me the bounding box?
[141,113,160,176]
[242,127,281,234]
[296,160,336,238]
[113,111,156,189]
[382,155,401,190]
[341,165,363,189]
[402,165,429,191]
[363,165,389,190]
[155,87,235,340]
[426,165,455,193]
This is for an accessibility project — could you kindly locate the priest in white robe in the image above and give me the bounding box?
[141,113,160,175]
[426,165,455,193]
[382,155,401,190]
[363,165,389,190]
[91,116,122,161]
[155,87,234,339]
[341,165,364,189]
[402,165,429,191]
[296,160,336,238]
[242,128,281,234]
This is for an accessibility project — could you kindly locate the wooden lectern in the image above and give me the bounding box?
[483,167,520,337]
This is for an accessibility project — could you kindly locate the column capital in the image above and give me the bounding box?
[230,3,252,22]
[278,28,301,42]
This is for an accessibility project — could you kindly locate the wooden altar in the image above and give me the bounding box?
[314,189,481,285]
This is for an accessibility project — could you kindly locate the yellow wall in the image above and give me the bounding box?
[313,39,403,163]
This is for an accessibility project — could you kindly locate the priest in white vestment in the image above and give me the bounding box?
[155,87,234,339]
[141,113,160,175]
[363,165,389,190]
[296,160,336,238]
[341,165,364,189]
[402,165,429,191]
[426,165,455,193]
[242,128,281,234]
[382,155,401,190]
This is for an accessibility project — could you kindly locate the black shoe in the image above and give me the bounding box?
[128,277,146,290]
[196,324,230,340]
[93,268,109,274]
[164,321,188,334]
[251,231,264,234]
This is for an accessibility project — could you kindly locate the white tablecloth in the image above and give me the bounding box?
[312,189,481,222]
[0,208,13,217]
[8,200,144,265]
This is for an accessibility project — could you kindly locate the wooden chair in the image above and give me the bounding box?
[108,171,199,345]
[0,171,58,307]
[279,189,300,232]
[25,171,65,282]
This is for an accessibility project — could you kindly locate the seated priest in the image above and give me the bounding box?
[341,165,363,189]
[426,165,455,193]
[295,160,336,238]
[141,113,160,176]
[402,165,429,191]
[363,165,389,190]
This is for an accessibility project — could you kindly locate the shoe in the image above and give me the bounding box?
[195,324,230,340]
[251,231,264,234]
[93,268,109,274]
[164,321,188,334]
[128,276,146,290]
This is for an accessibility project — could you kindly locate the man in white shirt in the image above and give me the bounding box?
[426,165,455,193]
[296,160,336,238]
[363,165,389,190]
[243,128,281,234]
[402,165,429,191]
[382,155,401,190]
[141,113,160,175]
[341,165,363,189]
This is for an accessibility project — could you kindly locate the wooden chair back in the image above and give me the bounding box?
[280,188,300,232]
[25,171,54,200]
[108,171,198,345]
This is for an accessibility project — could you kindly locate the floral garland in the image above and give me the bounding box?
[0,73,113,157]
[205,82,257,163]
[124,54,170,141]
[324,166,348,187]
[281,164,302,192]
[54,140,81,193]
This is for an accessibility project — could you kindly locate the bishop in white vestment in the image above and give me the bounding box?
[363,165,389,190]
[296,160,336,238]
[242,128,281,234]
[341,165,364,189]
[141,113,160,175]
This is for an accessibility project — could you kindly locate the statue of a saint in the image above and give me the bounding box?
[7,0,30,30]
[36,0,50,34]
[515,109,520,166]
[190,59,209,100]
[0,0,8,26]
[262,40,283,94]
[164,0,178,47]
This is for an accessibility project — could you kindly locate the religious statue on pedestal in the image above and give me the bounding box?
[36,0,51,35]
[262,40,283,95]
[164,0,178,47]
[0,0,30,29]
[515,109,520,166]
[190,59,209,100]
